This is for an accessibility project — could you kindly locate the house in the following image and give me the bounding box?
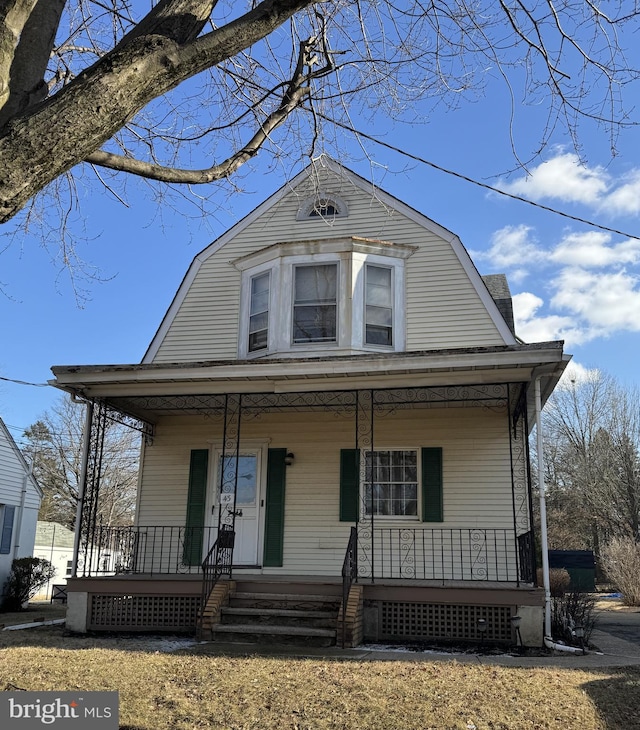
[32,521,75,600]
[0,416,43,600]
[51,157,568,647]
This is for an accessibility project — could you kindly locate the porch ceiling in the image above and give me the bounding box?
[50,342,568,425]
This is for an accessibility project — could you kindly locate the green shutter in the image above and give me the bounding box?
[263,448,287,567]
[340,449,360,522]
[422,447,443,522]
[0,505,15,554]
[183,449,209,566]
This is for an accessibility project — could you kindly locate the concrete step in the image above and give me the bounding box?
[221,606,337,629]
[209,622,337,647]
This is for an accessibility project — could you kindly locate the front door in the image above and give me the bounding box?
[214,451,262,566]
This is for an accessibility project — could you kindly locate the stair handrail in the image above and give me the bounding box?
[197,525,235,635]
[341,525,358,648]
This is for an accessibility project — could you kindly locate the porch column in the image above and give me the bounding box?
[508,383,536,584]
[73,400,109,578]
[355,389,375,581]
[217,393,243,536]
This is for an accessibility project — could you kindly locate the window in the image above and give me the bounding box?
[0,505,15,554]
[293,263,338,343]
[364,450,418,517]
[66,560,73,576]
[248,272,270,352]
[365,264,393,346]
[296,194,348,220]
[308,198,338,217]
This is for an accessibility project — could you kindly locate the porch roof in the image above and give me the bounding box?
[50,342,568,426]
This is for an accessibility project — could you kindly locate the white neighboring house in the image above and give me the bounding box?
[33,521,75,600]
[0,416,43,599]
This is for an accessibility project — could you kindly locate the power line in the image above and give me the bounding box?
[0,375,50,387]
[319,112,640,242]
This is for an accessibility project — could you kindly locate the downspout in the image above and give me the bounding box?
[534,373,585,655]
[11,460,32,561]
[71,399,94,578]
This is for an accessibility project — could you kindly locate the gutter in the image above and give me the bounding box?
[533,371,587,655]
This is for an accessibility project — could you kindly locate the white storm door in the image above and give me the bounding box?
[216,452,262,566]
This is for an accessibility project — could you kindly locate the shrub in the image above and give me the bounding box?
[550,589,597,646]
[2,557,56,611]
[600,537,640,606]
[537,567,571,596]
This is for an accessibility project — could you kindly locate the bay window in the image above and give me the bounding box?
[235,237,414,358]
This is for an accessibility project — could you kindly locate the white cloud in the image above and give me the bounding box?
[600,170,640,216]
[558,361,600,386]
[498,153,609,205]
[497,153,640,217]
[550,231,640,268]
[550,268,640,332]
[476,225,545,282]
[512,292,589,346]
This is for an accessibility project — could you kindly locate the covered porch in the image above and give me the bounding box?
[52,344,566,646]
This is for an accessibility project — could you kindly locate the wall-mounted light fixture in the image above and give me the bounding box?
[284,452,295,466]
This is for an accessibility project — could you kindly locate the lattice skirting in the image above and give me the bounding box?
[379,602,513,642]
[89,594,201,632]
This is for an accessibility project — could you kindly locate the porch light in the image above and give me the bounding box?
[285,452,295,466]
[510,615,523,648]
[572,625,586,654]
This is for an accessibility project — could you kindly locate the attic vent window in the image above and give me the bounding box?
[309,199,337,217]
[297,194,348,221]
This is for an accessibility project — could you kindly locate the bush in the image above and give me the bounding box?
[600,537,640,606]
[537,567,571,596]
[550,589,597,646]
[2,557,56,611]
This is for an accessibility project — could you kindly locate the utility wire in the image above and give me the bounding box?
[0,375,50,387]
[319,112,640,242]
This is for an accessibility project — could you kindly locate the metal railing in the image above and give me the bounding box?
[341,526,358,648]
[197,525,235,636]
[75,525,221,577]
[357,528,531,583]
[517,530,537,584]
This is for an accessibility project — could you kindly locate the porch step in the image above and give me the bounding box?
[221,606,337,629]
[209,622,337,647]
[201,583,341,646]
[231,591,340,610]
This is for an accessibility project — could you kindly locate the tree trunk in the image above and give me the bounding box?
[0,0,311,223]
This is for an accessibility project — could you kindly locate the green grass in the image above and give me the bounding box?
[1,623,639,729]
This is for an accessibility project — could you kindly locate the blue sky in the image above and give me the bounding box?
[1,20,639,449]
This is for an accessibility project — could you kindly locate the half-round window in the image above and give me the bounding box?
[297,194,348,221]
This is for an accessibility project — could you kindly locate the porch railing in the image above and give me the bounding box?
[75,525,221,577]
[75,524,535,585]
[197,525,235,635]
[341,526,358,648]
[357,528,534,583]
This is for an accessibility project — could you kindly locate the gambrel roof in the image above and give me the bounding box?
[143,157,518,363]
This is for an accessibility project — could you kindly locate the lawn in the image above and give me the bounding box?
[1,610,639,729]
